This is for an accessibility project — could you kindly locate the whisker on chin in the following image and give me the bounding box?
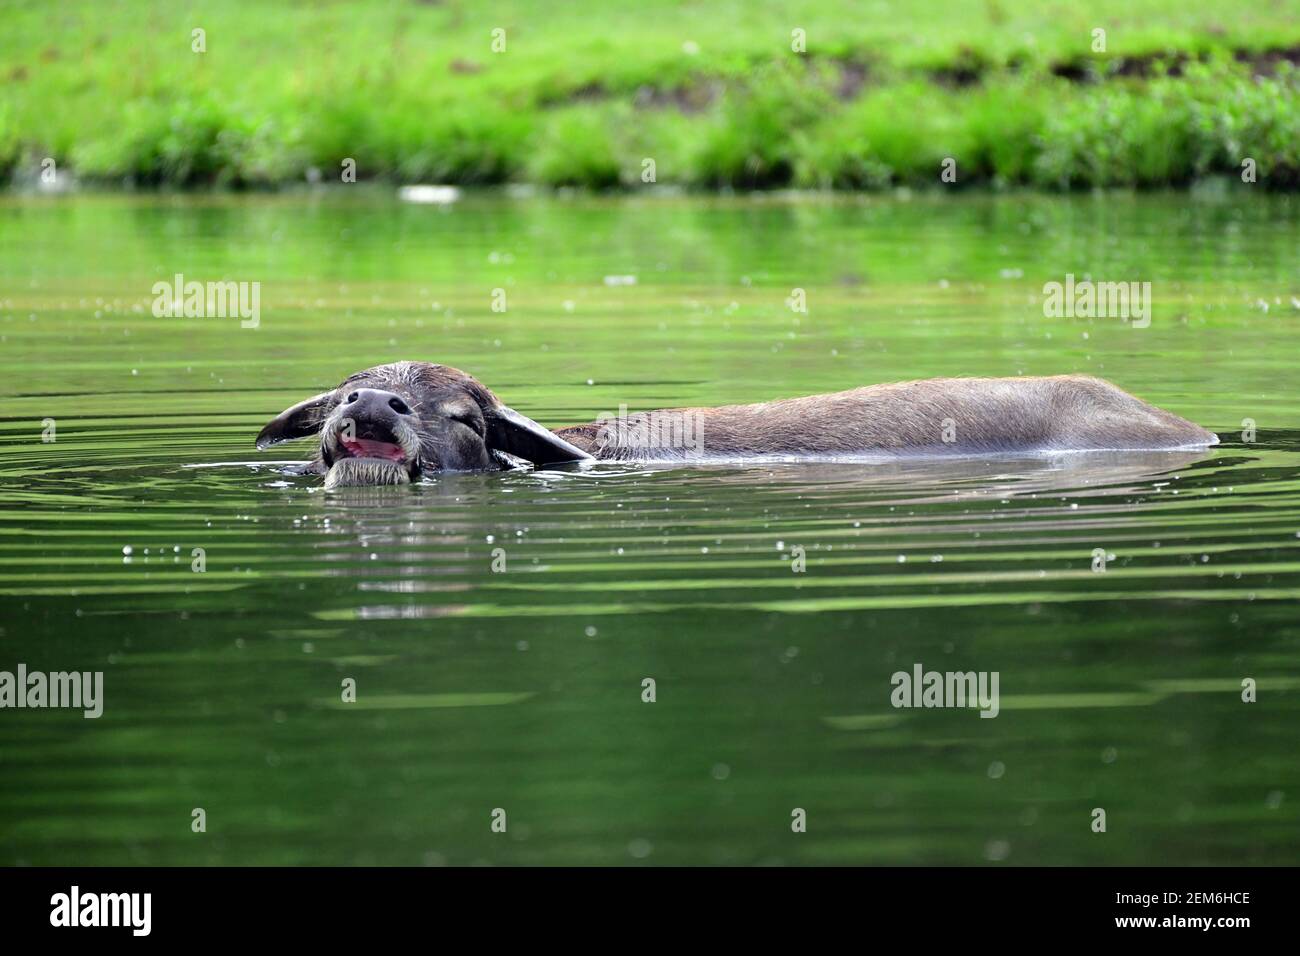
[324,457,411,490]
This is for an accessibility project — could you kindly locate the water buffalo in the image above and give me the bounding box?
[255,362,1217,487]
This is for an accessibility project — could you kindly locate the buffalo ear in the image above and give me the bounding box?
[256,391,335,449]
[485,404,593,466]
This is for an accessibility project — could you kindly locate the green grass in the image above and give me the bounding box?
[1,0,1298,189]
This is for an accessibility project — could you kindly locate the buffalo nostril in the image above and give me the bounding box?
[346,391,359,404]
[389,397,411,415]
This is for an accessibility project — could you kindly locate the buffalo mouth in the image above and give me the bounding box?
[324,419,421,483]
[340,436,408,462]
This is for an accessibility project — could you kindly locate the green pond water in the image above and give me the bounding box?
[1,189,1298,865]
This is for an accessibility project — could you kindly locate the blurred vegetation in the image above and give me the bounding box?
[1,0,1298,190]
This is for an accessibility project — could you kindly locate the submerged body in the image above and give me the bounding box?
[556,374,1218,460]
[253,363,1217,487]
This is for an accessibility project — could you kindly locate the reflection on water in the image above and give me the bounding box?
[1,191,1297,864]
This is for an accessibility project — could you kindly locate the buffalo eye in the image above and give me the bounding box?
[449,410,483,435]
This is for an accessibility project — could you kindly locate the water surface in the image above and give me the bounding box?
[1,190,1298,864]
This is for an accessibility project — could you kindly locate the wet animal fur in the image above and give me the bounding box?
[554,374,1218,459]
[257,363,1218,479]
[323,456,411,489]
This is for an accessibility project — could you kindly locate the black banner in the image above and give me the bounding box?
[0,866,1281,942]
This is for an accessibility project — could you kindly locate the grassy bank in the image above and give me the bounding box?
[2,0,1299,190]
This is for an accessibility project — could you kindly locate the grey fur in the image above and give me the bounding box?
[324,457,412,489]
[256,364,1218,484]
[557,374,1218,459]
